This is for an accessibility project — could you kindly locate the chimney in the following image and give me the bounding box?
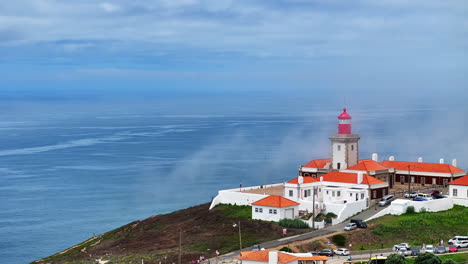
[357,172,363,184]
[269,251,278,264]
[298,176,304,184]
[418,157,423,163]
[452,159,457,167]
[372,153,378,162]
[440,158,444,164]
[389,156,395,161]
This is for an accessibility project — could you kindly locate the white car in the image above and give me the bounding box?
[333,248,350,256]
[344,223,357,231]
[394,243,411,250]
[425,245,434,253]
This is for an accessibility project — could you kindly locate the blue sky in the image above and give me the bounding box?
[0,0,467,97]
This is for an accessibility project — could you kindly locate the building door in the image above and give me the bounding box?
[285,208,294,219]
[355,193,358,201]
[421,177,425,186]
[400,176,405,184]
[443,179,448,188]
[432,178,437,185]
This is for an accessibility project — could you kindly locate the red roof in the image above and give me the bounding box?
[287,176,318,184]
[321,171,385,185]
[380,160,464,174]
[252,195,300,208]
[338,108,352,119]
[348,160,388,171]
[238,251,298,263]
[448,175,468,186]
[303,158,331,168]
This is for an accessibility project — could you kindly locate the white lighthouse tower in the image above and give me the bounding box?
[329,108,360,170]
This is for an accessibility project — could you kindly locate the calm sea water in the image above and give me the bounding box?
[0,94,466,263]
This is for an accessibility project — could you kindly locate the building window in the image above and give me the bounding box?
[373,191,376,198]
[307,189,311,196]
[255,208,259,212]
[432,178,437,185]
[453,189,458,197]
[337,191,341,197]
[269,209,273,214]
[400,176,405,184]
[411,176,415,183]
[304,190,308,197]
[289,190,293,197]
[332,191,335,197]
[337,163,341,169]
[274,209,277,214]
[326,191,329,195]
[350,193,353,197]
[421,177,425,186]
[259,208,263,213]
[361,193,364,199]
[338,145,341,151]
[351,145,354,151]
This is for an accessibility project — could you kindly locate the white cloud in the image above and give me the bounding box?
[99,2,121,13]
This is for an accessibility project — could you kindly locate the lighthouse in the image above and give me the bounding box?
[329,108,360,170]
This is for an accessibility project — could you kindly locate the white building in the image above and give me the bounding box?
[251,195,299,222]
[448,175,468,207]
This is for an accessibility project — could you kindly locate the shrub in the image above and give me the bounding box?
[278,218,309,229]
[279,247,293,253]
[419,207,427,213]
[386,253,406,264]
[414,252,442,264]
[331,234,346,247]
[406,206,415,214]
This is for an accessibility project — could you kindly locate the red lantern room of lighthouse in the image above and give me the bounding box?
[338,108,352,134]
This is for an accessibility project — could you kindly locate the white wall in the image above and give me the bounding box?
[300,219,325,229]
[210,190,268,209]
[327,200,367,225]
[365,198,455,221]
[252,205,298,222]
[449,184,468,199]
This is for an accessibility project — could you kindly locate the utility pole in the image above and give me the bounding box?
[178,230,182,264]
[408,165,411,194]
[238,221,242,251]
[312,187,316,229]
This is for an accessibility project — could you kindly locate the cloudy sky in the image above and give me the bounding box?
[0,0,467,96]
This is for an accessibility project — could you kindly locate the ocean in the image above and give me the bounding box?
[1,93,467,264]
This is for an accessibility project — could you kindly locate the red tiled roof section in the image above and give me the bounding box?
[380,160,464,174]
[251,195,299,208]
[303,158,331,168]
[287,177,318,184]
[348,160,388,171]
[238,251,298,263]
[322,171,385,185]
[448,175,468,186]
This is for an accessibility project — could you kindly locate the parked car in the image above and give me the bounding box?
[448,236,468,248]
[378,195,395,206]
[424,245,434,253]
[334,248,350,256]
[404,192,417,198]
[394,243,411,251]
[350,219,367,228]
[448,245,458,253]
[344,223,357,231]
[309,251,319,255]
[413,193,433,201]
[429,190,441,196]
[318,249,335,256]
[434,246,446,254]
[411,248,420,256]
[398,248,411,256]
[251,245,261,251]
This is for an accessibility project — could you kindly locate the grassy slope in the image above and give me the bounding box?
[33,204,311,264]
[346,205,468,250]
